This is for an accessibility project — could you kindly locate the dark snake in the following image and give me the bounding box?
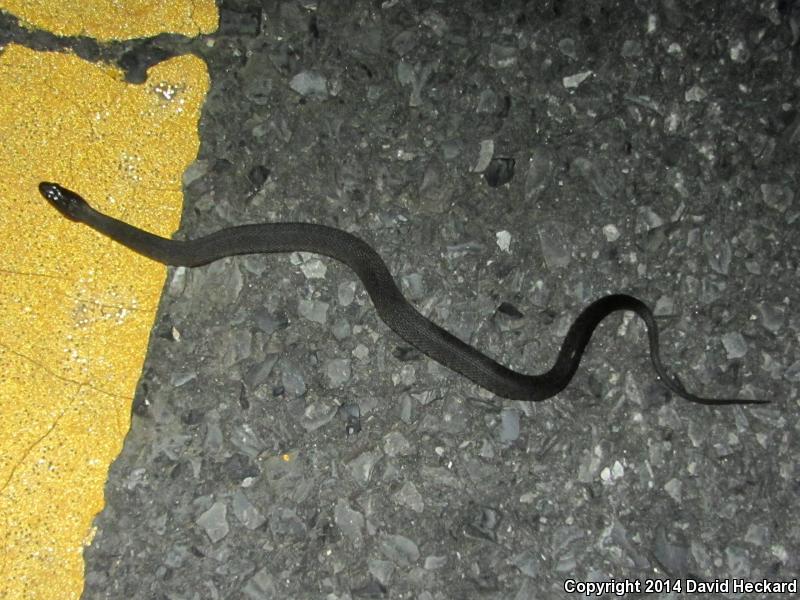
[38,182,765,406]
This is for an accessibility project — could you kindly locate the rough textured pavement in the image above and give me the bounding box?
[6,1,799,598]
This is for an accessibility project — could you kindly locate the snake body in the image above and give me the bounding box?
[38,182,764,406]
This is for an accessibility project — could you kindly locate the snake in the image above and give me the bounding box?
[38,182,765,406]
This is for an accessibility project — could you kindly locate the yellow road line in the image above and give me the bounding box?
[0,43,210,600]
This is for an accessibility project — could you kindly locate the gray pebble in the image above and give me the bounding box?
[196,501,229,543]
[289,70,328,99]
[325,358,351,388]
[380,534,420,566]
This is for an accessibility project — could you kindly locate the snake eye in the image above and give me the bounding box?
[38,182,62,203]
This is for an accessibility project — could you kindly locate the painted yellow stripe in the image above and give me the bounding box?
[0,44,209,599]
[0,0,218,41]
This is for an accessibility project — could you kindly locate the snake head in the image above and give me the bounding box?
[39,182,90,222]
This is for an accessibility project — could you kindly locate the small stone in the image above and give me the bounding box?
[602,224,620,242]
[380,534,420,566]
[473,139,494,172]
[338,281,356,306]
[196,501,229,543]
[232,490,266,530]
[383,431,413,457]
[325,358,351,388]
[499,409,520,443]
[394,481,424,512]
[294,253,327,279]
[298,299,329,324]
[424,555,447,570]
[289,71,328,98]
[685,85,707,102]
[496,230,511,253]
[721,332,748,359]
[563,70,592,88]
[664,478,682,502]
[334,499,365,544]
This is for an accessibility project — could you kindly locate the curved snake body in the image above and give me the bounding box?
[38,182,764,406]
